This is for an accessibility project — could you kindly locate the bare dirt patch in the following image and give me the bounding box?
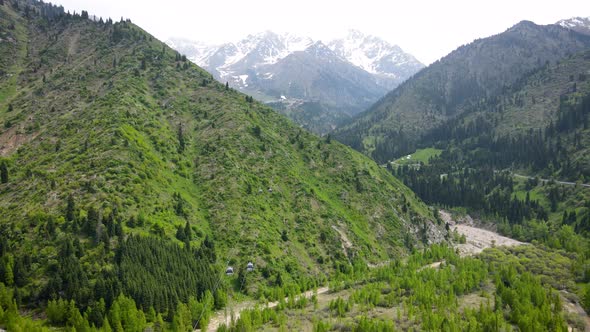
[0,125,39,156]
[332,225,353,258]
[440,210,525,256]
[453,224,525,256]
[560,290,590,332]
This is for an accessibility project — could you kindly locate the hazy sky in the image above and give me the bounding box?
[53,0,589,64]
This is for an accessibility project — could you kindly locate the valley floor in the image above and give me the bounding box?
[204,288,331,332]
[201,210,538,332]
[439,210,525,256]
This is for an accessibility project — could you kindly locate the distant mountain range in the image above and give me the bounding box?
[557,16,590,36]
[167,30,424,133]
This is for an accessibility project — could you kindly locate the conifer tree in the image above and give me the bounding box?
[177,124,185,153]
[184,221,191,241]
[0,161,7,184]
[65,194,75,221]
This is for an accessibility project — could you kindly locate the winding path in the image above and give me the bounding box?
[202,287,330,332]
[509,172,590,188]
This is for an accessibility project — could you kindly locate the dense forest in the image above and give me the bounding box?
[393,88,590,222]
[358,48,590,332]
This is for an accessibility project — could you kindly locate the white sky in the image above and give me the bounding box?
[52,0,589,65]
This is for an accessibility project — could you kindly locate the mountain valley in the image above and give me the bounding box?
[1,0,590,331]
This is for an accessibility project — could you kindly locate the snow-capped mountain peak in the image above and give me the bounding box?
[166,30,425,133]
[556,17,590,36]
[167,30,423,85]
[187,31,314,72]
[304,41,337,58]
[166,37,219,65]
[327,30,423,80]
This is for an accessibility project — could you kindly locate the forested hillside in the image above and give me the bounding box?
[331,17,590,281]
[390,50,590,282]
[334,20,590,163]
[0,0,440,330]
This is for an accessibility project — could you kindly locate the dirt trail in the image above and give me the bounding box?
[67,31,80,56]
[367,261,390,269]
[512,173,590,188]
[202,253,450,332]
[418,260,445,271]
[203,287,330,332]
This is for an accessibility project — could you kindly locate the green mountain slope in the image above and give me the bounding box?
[334,20,590,163]
[391,50,590,267]
[371,51,590,330]
[0,0,440,327]
[422,49,590,177]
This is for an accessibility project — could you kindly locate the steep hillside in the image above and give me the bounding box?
[0,0,439,328]
[420,49,590,179]
[425,50,590,136]
[334,20,590,163]
[392,50,590,268]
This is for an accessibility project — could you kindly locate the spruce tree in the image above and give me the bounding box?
[65,194,76,221]
[177,124,185,153]
[184,221,191,241]
[0,161,7,184]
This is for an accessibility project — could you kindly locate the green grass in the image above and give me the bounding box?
[393,147,442,165]
[0,4,27,110]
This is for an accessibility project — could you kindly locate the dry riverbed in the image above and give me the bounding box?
[439,210,525,256]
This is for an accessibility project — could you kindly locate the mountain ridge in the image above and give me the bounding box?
[167,30,422,85]
[0,1,441,328]
[333,20,590,162]
[167,30,424,133]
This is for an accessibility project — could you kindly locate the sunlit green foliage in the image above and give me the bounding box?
[0,0,438,329]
